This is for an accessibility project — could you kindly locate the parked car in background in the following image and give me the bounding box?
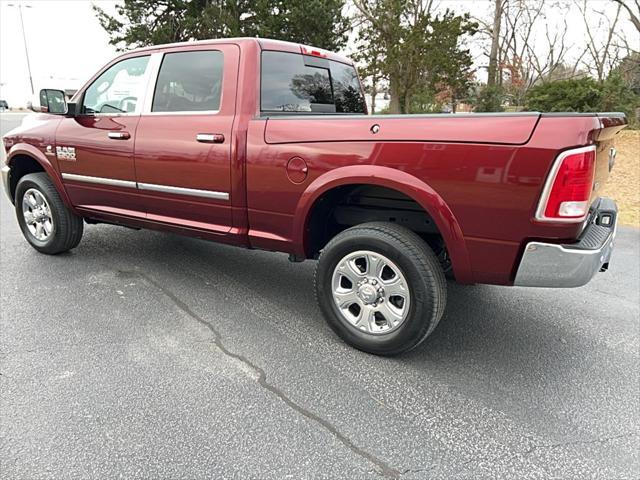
[0,100,8,112]
[1,38,628,355]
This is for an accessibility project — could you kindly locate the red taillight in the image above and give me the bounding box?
[301,46,327,58]
[536,146,596,222]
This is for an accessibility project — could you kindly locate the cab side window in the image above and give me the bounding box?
[82,56,150,115]
[260,51,366,114]
[151,51,223,113]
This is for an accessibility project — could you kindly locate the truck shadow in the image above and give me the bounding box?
[73,223,636,417]
[77,225,598,383]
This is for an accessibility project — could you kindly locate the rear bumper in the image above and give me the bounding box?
[1,165,11,203]
[514,198,617,288]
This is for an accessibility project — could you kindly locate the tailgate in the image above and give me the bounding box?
[592,113,628,201]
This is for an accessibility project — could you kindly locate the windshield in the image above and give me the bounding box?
[261,51,366,114]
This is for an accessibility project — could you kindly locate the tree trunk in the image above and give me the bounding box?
[388,95,401,114]
[403,92,412,114]
[487,0,503,88]
[370,76,378,114]
[388,77,402,114]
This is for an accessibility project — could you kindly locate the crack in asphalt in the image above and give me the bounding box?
[400,468,427,475]
[135,271,401,479]
[523,433,639,455]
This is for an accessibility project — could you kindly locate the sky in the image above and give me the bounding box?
[0,0,637,107]
[0,0,120,106]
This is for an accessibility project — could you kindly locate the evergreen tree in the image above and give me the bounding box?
[94,0,349,51]
[354,0,477,114]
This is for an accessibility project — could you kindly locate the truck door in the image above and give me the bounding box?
[133,45,239,233]
[56,54,151,216]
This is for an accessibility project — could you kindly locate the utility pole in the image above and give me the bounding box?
[7,3,35,95]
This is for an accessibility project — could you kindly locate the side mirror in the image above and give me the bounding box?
[29,89,68,115]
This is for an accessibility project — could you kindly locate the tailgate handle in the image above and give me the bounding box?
[196,133,225,144]
[108,131,130,140]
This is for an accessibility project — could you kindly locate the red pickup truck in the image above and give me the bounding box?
[2,38,627,355]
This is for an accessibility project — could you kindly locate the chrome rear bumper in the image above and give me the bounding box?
[514,198,617,288]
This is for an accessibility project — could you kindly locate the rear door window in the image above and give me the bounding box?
[261,51,366,114]
[152,50,224,113]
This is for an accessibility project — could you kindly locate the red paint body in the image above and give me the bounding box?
[2,38,627,285]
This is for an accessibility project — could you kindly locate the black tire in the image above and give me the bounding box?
[15,172,83,254]
[315,222,447,356]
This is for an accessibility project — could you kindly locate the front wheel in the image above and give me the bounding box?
[15,172,84,254]
[315,222,447,356]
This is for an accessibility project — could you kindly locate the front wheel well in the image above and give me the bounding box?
[304,184,451,274]
[8,154,45,201]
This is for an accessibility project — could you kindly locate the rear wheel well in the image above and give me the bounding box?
[305,184,451,273]
[8,155,45,201]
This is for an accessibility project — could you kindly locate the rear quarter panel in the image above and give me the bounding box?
[246,114,604,285]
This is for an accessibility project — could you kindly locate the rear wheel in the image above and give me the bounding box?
[315,222,447,355]
[15,172,83,254]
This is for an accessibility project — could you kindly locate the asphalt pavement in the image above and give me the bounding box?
[1,112,639,479]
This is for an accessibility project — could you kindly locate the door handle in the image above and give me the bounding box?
[196,133,225,143]
[108,131,130,140]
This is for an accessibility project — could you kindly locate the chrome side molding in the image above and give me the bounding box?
[61,173,229,201]
[137,182,229,200]
[61,173,137,189]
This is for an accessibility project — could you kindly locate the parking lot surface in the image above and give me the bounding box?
[1,113,638,478]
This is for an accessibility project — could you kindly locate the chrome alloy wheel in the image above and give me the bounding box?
[331,250,411,335]
[22,188,53,241]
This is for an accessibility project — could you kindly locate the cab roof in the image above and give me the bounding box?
[127,37,354,65]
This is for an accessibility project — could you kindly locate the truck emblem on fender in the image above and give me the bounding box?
[56,146,76,161]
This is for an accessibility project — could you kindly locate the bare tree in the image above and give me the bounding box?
[524,16,587,86]
[576,0,624,82]
[500,0,546,89]
[492,0,580,104]
[474,0,580,107]
[474,0,637,108]
[613,0,640,32]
